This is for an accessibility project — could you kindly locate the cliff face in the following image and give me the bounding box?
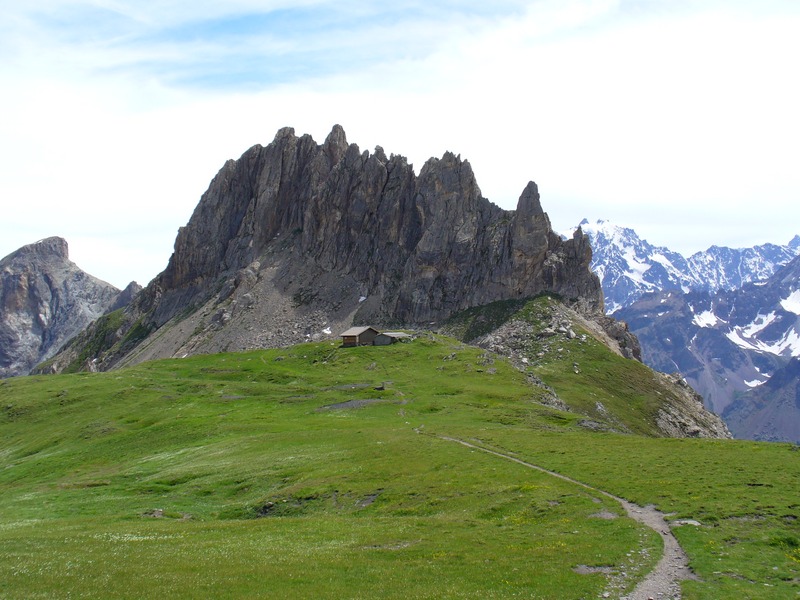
[43,126,603,372]
[0,237,139,377]
[146,125,601,323]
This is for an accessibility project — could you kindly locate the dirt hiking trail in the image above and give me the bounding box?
[439,436,697,600]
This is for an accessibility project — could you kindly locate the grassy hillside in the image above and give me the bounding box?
[442,296,724,437]
[1,333,799,598]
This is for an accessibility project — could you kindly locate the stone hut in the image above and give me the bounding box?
[374,332,412,345]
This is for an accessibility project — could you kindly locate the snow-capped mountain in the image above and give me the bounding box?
[687,240,800,295]
[572,220,693,313]
[616,254,800,442]
[572,219,800,313]
[575,218,800,441]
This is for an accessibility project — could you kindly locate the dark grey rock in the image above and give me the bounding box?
[44,125,604,372]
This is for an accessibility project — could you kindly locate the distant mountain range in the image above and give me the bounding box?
[572,219,800,313]
[615,255,800,442]
[576,219,800,442]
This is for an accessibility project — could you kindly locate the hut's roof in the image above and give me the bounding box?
[340,326,378,336]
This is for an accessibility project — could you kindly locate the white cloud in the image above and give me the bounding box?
[1,1,799,286]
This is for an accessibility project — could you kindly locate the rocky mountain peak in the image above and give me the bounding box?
[516,181,544,217]
[1,238,138,377]
[323,123,349,165]
[12,236,69,261]
[43,125,605,372]
[274,126,297,141]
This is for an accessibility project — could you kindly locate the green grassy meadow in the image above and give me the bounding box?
[1,332,799,598]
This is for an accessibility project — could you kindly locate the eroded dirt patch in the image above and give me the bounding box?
[590,509,620,520]
[319,398,391,410]
[574,564,614,575]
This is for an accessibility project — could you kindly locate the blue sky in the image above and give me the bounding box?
[1,1,799,288]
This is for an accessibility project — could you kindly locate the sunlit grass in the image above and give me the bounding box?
[1,327,798,598]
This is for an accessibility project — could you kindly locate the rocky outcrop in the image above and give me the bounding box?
[144,126,601,324]
[0,238,140,377]
[44,126,603,372]
[654,372,732,439]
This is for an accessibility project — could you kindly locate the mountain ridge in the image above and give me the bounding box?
[40,125,604,373]
[616,254,800,441]
[29,127,728,441]
[572,219,800,313]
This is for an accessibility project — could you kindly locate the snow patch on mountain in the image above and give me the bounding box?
[724,329,761,352]
[780,289,800,315]
[692,310,721,328]
[623,247,652,283]
[765,328,800,357]
[743,378,765,388]
[724,320,800,358]
[739,312,777,338]
[783,329,800,356]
